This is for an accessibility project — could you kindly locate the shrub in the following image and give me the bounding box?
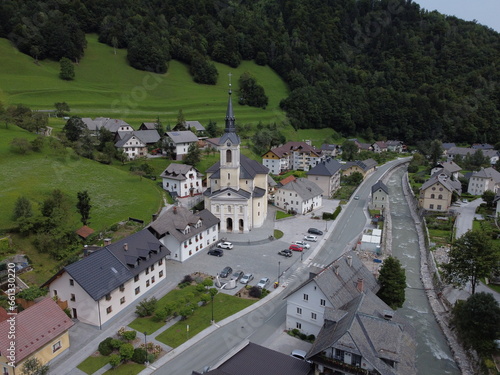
[299,333,307,340]
[180,275,193,285]
[332,206,342,220]
[121,330,137,342]
[154,307,168,322]
[291,329,300,336]
[195,284,205,292]
[132,348,148,364]
[109,354,121,368]
[98,337,114,356]
[135,297,158,317]
[202,278,213,288]
[307,334,315,341]
[248,286,262,298]
[110,338,123,349]
[119,343,134,360]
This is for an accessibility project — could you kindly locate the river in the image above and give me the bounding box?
[388,167,460,374]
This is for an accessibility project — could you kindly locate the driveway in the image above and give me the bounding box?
[453,198,484,238]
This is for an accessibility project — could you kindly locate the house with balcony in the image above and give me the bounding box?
[262,141,324,175]
[0,298,74,375]
[285,252,380,337]
[160,163,204,198]
[467,167,500,195]
[275,177,323,214]
[148,206,220,262]
[306,291,417,375]
[114,133,147,160]
[43,229,169,328]
[306,158,342,198]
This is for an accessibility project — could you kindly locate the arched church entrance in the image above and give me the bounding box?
[226,217,233,232]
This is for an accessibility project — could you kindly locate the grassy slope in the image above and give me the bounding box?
[0,34,288,127]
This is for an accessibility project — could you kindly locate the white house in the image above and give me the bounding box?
[204,89,269,233]
[371,141,387,153]
[166,131,199,160]
[115,133,147,160]
[148,206,220,262]
[447,147,499,165]
[285,252,380,337]
[371,180,389,209]
[262,141,324,175]
[467,167,500,195]
[160,163,204,198]
[82,117,134,135]
[306,158,342,198]
[43,229,170,328]
[430,161,461,181]
[275,177,323,214]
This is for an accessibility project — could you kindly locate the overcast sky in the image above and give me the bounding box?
[413,0,500,32]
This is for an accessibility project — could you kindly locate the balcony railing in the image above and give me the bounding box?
[315,355,369,375]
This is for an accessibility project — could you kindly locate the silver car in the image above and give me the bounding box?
[240,273,254,284]
[256,277,270,289]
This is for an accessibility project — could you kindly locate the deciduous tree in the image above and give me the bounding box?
[59,57,75,80]
[13,196,33,220]
[376,256,406,309]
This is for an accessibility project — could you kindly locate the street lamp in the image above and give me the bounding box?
[211,292,215,324]
[143,331,149,366]
[278,261,281,285]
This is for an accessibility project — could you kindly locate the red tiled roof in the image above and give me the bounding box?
[75,225,95,239]
[280,175,296,186]
[0,307,8,323]
[0,298,74,364]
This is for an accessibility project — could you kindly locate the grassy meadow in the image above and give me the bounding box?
[0,34,289,129]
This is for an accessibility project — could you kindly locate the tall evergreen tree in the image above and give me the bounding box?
[377,256,406,309]
[76,190,92,226]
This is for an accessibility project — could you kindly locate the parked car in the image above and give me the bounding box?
[278,249,293,257]
[308,228,323,235]
[292,240,310,249]
[354,195,360,200]
[218,241,233,249]
[290,349,312,363]
[289,244,304,252]
[231,270,244,282]
[240,273,254,284]
[219,266,233,278]
[303,235,318,242]
[256,277,270,289]
[207,248,224,257]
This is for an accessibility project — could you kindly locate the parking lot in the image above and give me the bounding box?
[166,200,339,295]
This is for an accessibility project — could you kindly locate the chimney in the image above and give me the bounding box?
[357,278,364,292]
[334,265,339,275]
[383,310,394,320]
[124,243,128,251]
[346,255,352,267]
[104,238,112,246]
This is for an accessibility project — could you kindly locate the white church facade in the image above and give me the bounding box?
[203,89,269,233]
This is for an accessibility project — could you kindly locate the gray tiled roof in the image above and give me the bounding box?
[63,229,168,301]
[471,167,500,183]
[306,158,342,177]
[140,122,157,130]
[148,206,219,242]
[167,130,199,144]
[197,342,312,375]
[160,164,203,181]
[114,133,146,148]
[277,178,323,200]
[448,147,499,159]
[308,290,417,375]
[342,159,377,172]
[203,187,252,199]
[420,175,460,194]
[371,181,388,195]
[133,130,161,144]
[185,121,206,131]
[265,141,321,158]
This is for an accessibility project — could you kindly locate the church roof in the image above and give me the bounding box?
[220,89,240,145]
[206,155,269,179]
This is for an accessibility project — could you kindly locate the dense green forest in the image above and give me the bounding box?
[1,0,499,144]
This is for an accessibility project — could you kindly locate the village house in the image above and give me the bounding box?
[306,158,342,198]
[82,117,133,135]
[274,177,323,214]
[262,141,324,175]
[160,163,204,198]
[341,159,378,179]
[148,206,220,262]
[371,180,389,210]
[43,229,169,328]
[320,143,341,158]
[447,147,499,165]
[166,130,199,160]
[386,140,405,153]
[467,167,500,195]
[204,90,269,233]
[419,174,461,212]
[114,133,147,160]
[431,161,462,181]
[371,141,387,153]
[0,298,74,374]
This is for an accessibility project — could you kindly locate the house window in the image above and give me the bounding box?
[52,341,62,353]
[134,275,139,282]
[120,297,126,305]
[311,312,317,320]
[146,267,149,275]
[303,294,308,301]
[159,259,163,266]
[146,280,150,287]
[151,276,155,284]
[297,307,302,315]
[105,293,111,301]
[70,294,76,302]
[151,264,155,271]
[69,279,74,286]
[54,290,57,296]
[320,299,326,306]
[296,322,302,329]
[430,204,434,209]
[430,194,435,199]
[159,270,164,278]
[437,205,442,210]
[438,194,443,199]
[120,284,125,292]
[135,287,140,295]
[106,306,112,314]
[335,349,344,361]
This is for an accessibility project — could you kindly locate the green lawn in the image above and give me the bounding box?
[77,355,111,375]
[428,229,453,247]
[0,34,288,127]
[155,293,255,348]
[276,211,293,220]
[103,363,144,375]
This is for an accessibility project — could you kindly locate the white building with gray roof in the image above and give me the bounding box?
[148,206,219,262]
[160,163,204,198]
[43,229,170,328]
[468,167,500,195]
[306,158,342,198]
[275,177,323,214]
[166,130,199,160]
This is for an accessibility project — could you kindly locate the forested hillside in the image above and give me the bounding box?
[1,0,499,144]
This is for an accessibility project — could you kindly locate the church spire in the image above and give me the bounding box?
[225,72,236,133]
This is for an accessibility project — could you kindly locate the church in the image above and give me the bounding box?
[203,87,269,233]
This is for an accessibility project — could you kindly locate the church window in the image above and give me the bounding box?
[228,173,230,180]
[239,206,243,213]
[228,206,232,213]
[226,150,232,163]
[431,194,435,199]
[216,205,220,212]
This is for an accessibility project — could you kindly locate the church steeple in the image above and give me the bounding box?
[220,73,240,145]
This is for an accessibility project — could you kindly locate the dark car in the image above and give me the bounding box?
[207,248,224,257]
[231,270,244,282]
[278,249,293,257]
[308,228,323,235]
[220,266,233,278]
